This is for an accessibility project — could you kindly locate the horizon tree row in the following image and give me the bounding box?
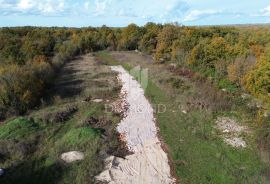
[0,23,269,119]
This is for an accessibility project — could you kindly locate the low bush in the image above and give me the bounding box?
[227,56,255,85]
[52,106,78,123]
[0,65,44,114]
[0,39,81,117]
[40,106,78,123]
[243,49,270,104]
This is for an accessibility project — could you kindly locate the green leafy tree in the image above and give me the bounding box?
[155,24,180,62]
[139,22,162,54]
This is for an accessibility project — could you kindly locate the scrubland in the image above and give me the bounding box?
[0,24,269,183]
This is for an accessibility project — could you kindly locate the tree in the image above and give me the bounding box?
[155,24,180,62]
[243,49,270,103]
[21,30,55,61]
[0,65,44,114]
[0,33,23,64]
[118,24,143,50]
[138,22,162,54]
[188,36,230,70]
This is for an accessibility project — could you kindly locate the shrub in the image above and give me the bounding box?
[0,65,44,114]
[243,50,270,103]
[227,56,255,84]
[58,40,80,60]
[0,34,80,117]
[21,30,55,61]
[52,106,78,123]
[138,23,161,54]
[51,53,66,71]
[118,24,143,50]
[155,24,179,62]
[250,44,264,58]
[188,37,229,70]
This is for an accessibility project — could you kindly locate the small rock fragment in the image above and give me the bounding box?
[61,151,84,163]
[92,99,103,103]
[182,110,187,114]
[224,137,246,148]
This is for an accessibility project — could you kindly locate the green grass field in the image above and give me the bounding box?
[0,51,269,184]
[95,51,270,184]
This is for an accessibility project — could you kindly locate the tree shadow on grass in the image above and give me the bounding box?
[43,67,85,104]
[0,159,67,184]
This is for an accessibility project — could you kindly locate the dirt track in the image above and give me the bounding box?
[96,66,175,184]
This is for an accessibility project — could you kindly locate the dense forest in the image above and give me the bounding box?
[0,23,269,119]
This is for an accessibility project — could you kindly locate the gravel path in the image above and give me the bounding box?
[96,66,175,184]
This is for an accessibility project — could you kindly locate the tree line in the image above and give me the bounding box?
[0,24,269,119]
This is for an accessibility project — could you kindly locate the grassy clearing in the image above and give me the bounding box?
[0,54,122,184]
[95,51,269,184]
[59,127,101,146]
[144,79,265,184]
[0,118,39,139]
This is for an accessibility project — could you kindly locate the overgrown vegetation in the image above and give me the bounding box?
[0,54,124,184]
[1,25,269,118]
